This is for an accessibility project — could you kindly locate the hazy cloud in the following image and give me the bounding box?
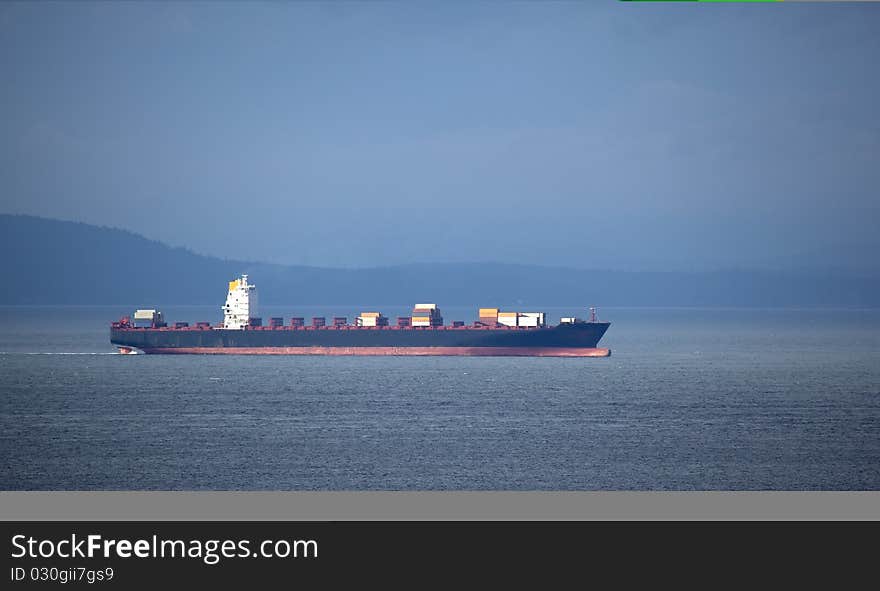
[1,2,878,271]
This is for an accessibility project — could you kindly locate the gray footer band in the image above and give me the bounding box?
[1,491,878,521]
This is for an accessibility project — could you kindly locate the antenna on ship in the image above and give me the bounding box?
[589,307,597,323]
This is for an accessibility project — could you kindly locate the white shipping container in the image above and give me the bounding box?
[518,317,539,327]
[497,316,518,327]
[357,317,377,327]
[134,309,159,319]
[560,317,578,324]
[413,304,437,310]
[520,312,545,325]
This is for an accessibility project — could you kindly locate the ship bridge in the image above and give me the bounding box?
[222,274,258,329]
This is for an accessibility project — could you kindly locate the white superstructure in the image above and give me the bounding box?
[222,274,258,329]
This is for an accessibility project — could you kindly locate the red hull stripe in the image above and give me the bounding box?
[136,346,612,357]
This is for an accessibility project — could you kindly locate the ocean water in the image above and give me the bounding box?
[0,305,878,490]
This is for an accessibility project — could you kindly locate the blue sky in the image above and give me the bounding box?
[1,2,878,270]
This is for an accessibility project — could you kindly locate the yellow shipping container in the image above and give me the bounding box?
[360,312,381,318]
[478,308,499,316]
[498,312,519,317]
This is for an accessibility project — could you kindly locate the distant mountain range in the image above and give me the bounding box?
[1,214,878,307]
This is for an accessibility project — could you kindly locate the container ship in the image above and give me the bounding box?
[110,275,611,357]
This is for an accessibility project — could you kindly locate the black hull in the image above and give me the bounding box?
[111,322,611,355]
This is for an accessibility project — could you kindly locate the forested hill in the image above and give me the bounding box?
[2,214,877,307]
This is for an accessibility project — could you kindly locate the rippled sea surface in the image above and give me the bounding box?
[1,305,878,490]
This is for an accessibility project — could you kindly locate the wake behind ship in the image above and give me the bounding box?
[110,275,611,356]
